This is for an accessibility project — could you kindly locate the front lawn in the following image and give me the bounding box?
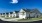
[4,17,15,19]
[17,18,42,22]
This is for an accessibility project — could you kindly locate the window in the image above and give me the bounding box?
[20,12,25,15]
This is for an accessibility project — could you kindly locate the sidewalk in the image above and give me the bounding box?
[0,17,21,21]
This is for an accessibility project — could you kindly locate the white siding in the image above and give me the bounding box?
[30,13,35,17]
[9,13,11,17]
[19,12,26,19]
[19,9,26,19]
[12,13,16,17]
[12,11,19,18]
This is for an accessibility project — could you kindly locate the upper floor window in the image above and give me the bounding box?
[20,12,25,15]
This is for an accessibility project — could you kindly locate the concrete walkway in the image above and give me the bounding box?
[0,17,22,21]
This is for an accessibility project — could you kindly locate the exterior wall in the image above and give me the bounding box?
[9,13,11,17]
[26,12,29,17]
[2,13,4,16]
[19,9,26,19]
[12,12,17,17]
[8,13,13,17]
[0,14,1,17]
[30,13,35,17]
[12,12,19,18]
[16,13,19,18]
[12,13,16,17]
[0,14,2,17]
[34,13,41,18]
[26,12,41,18]
[37,13,41,17]
[19,12,26,19]
[5,13,7,17]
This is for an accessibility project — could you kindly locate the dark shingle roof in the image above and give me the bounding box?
[22,8,40,13]
[23,9,30,12]
[15,11,19,13]
[10,12,13,14]
[6,13,9,15]
[31,9,40,13]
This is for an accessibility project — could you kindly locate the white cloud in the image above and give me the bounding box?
[10,0,18,4]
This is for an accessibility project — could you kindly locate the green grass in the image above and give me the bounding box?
[1,15,42,22]
[17,18,42,22]
[1,16,5,18]
[1,15,16,19]
[4,17,16,19]
[18,16,42,22]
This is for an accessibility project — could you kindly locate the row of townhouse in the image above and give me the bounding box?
[0,11,19,18]
[0,8,41,19]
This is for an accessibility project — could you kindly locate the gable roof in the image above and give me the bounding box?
[31,9,40,13]
[22,9,30,12]
[22,8,40,13]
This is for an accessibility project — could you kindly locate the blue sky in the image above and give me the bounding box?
[0,0,42,13]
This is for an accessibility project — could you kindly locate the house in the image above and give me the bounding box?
[1,13,5,17]
[5,12,9,17]
[0,13,2,17]
[2,13,5,17]
[19,8,41,19]
[0,13,6,17]
[8,12,13,17]
[12,11,19,18]
[30,9,41,18]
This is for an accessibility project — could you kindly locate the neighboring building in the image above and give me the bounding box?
[2,13,5,17]
[30,9,41,18]
[9,12,13,17]
[12,11,19,18]
[0,13,2,17]
[6,12,9,17]
[0,8,41,19]
[0,13,5,17]
[19,9,41,19]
